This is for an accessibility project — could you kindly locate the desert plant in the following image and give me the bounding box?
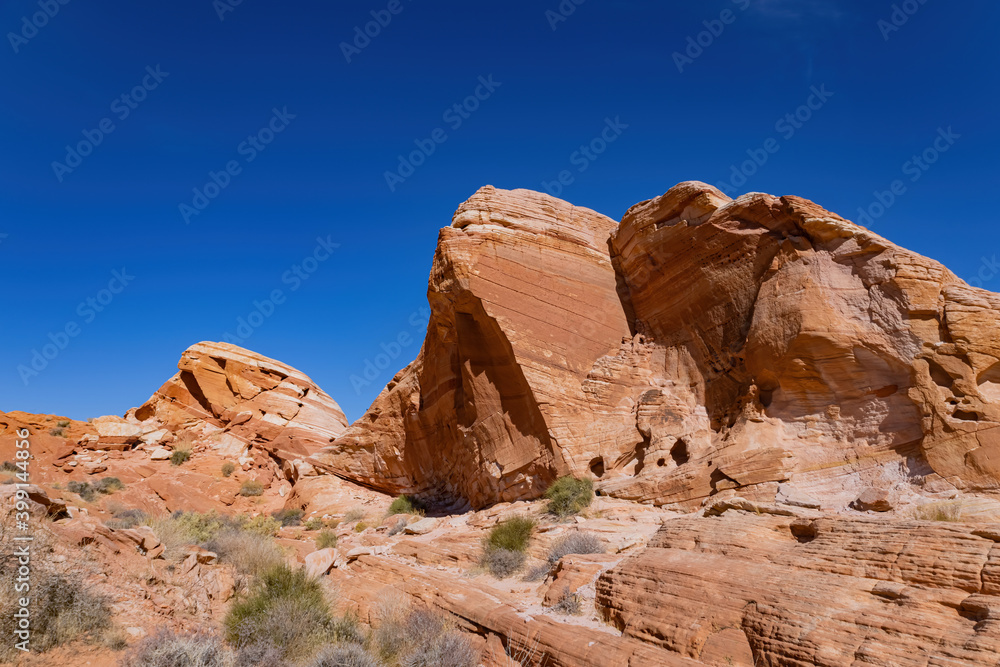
[546,531,604,565]
[551,587,583,615]
[485,517,535,553]
[123,630,231,667]
[49,427,66,437]
[522,563,552,582]
[239,479,265,497]
[94,476,124,494]
[1,461,19,472]
[387,495,425,517]
[204,530,284,577]
[373,604,475,667]
[222,462,236,477]
[242,514,282,537]
[224,564,334,662]
[147,511,244,559]
[344,507,365,522]
[305,517,324,531]
[354,522,369,533]
[235,639,290,667]
[544,476,593,518]
[316,529,338,550]
[272,508,305,527]
[481,548,526,578]
[67,480,97,502]
[170,448,192,466]
[308,643,382,667]
[386,519,406,537]
[57,419,71,427]
[0,570,112,658]
[106,508,148,530]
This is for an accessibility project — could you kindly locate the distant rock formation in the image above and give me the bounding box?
[317,182,1000,510]
[128,341,348,469]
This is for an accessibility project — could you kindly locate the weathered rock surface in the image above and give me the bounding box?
[597,512,1000,665]
[127,341,349,465]
[319,182,1000,510]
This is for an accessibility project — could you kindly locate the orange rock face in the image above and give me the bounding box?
[130,341,349,466]
[596,511,1000,665]
[320,182,1000,511]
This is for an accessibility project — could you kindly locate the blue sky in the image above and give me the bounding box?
[1,0,997,422]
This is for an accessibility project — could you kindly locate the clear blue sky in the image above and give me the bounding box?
[1,0,997,422]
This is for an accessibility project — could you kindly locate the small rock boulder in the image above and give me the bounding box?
[150,447,172,461]
[852,488,892,512]
[305,548,337,578]
[403,518,438,535]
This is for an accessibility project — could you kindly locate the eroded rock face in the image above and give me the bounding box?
[319,182,1000,510]
[317,186,633,506]
[596,512,1000,665]
[130,341,349,464]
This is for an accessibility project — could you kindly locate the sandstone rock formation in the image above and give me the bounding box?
[318,182,1000,511]
[597,511,1000,666]
[126,341,349,467]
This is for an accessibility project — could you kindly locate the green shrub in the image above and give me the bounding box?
[221,462,236,477]
[304,517,323,531]
[544,476,594,518]
[224,564,333,662]
[387,495,425,517]
[239,479,265,497]
[354,522,369,533]
[242,514,282,537]
[272,508,305,527]
[315,529,338,550]
[94,477,124,494]
[485,517,535,553]
[67,480,97,502]
[147,511,243,559]
[170,448,192,466]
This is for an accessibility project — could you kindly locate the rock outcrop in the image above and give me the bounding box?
[597,511,1000,665]
[318,182,1000,510]
[127,341,349,466]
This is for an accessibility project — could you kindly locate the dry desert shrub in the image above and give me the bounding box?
[372,602,476,667]
[547,531,604,565]
[203,530,284,578]
[307,643,383,667]
[123,630,233,667]
[544,476,594,518]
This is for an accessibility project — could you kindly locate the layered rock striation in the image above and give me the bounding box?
[319,182,1000,510]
